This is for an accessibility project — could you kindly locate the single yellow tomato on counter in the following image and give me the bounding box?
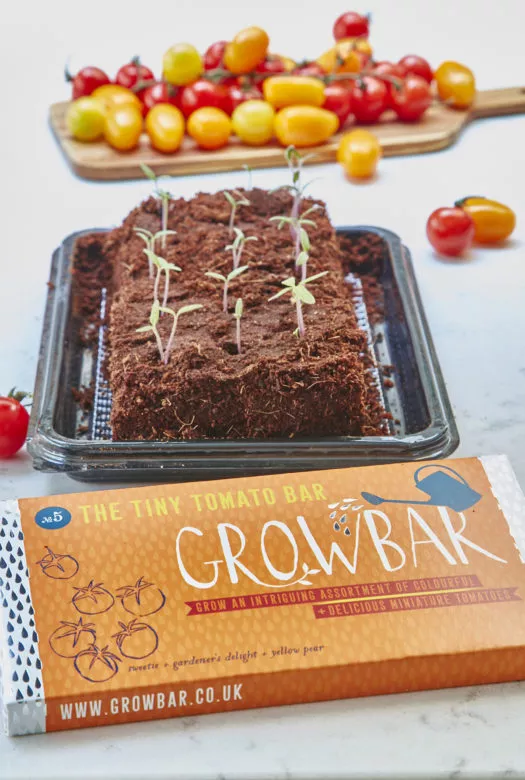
[163,44,203,86]
[145,104,185,153]
[187,107,232,150]
[338,129,382,178]
[263,76,325,109]
[92,84,142,113]
[66,96,106,141]
[232,100,275,146]
[434,61,476,108]
[224,26,270,74]
[455,196,516,243]
[104,104,143,151]
[274,105,339,148]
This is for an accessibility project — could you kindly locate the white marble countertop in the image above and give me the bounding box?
[1,0,525,776]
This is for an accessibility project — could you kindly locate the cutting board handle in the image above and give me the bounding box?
[471,87,525,119]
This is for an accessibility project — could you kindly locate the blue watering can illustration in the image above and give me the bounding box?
[361,465,482,512]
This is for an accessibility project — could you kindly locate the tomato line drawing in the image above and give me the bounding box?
[74,644,120,683]
[116,576,166,616]
[72,580,115,615]
[49,618,96,658]
[112,619,159,659]
[36,547,79,579]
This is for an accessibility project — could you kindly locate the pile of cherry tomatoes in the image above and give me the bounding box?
[65,11,476,158]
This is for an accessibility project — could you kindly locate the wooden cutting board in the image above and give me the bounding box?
[50,86,525,181]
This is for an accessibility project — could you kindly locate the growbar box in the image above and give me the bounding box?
[2,455,525,735]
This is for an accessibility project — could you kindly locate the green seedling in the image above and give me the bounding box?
[242,164,253,191]
[140,163,172,249]
[269,205,320,266]
[159,304,204,365]
[223,190,250,235]
[134,228,177,278]
[205,265,249,313]
[144,250,182,309]
[268,271,328,338]
[225,228,258,270]
[136,300,164,361]
[233,298,243,354]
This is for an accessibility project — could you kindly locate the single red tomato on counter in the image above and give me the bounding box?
[226,81,263,114]
[323,83,353,126]
[426,207,475,257]
[203,41,227,70]
[142,82,181,114]
[66,66,111,99]
[116,57,155,100]
[351,76,388,123]
[391,75,432,121]
[293,61,326,78]
[255,55,287,75]
[333,11,370,40]
[398,55,433,84]
[179,79,230,118]
[0,390,30,458]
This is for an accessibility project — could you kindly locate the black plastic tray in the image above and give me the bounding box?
[28,227,458,481]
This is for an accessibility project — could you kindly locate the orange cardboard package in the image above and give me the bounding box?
[2,454,525,735]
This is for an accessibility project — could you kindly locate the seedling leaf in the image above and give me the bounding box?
[177,304,204,317]
[150,300,160,328]
[268,287,292,302]
[282,277,296,287]
[305,271,329,284]
[234,298,243,319]
[296,251,308,267]
[205,271,226,282]
[136,325,153,334]
[140,163,157,181]
[300,228,310,252]
[223,191,236,207]
[228,265,249,281]
[295,285,316,305]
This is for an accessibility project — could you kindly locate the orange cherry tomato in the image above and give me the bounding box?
[434,61,476,108]
[145,104,185,153]
[104,104,143,151]
[274,105,339,148]
[456,197,516,244]
[263,76,325,109]
[337,129,382,179]
[187,107,232,149]
[317,39,368,74]
[92,84,142,113]
[223,27,270,75]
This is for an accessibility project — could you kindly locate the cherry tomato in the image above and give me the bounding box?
[104,104,143,151]
[187,107,231,149]
[455,197,516,244]
[145,104,185,153]
[163,44,203,86]
[391,75,431,122]
[322,83,353,126]
[351,76,388,123]
[426,207,475,257]
[371,61,404,107]
[226,81,263,114]
[337,129,381,178]
[66,66,111,100]
[317,42,361,75]
[255,55,286,75]
[179,79,230,118]
[263,76,325,109]
[223,27,270,75]
[232,99,275,145]
[92,84,142,113]
[398,55,433,84]
[274,105,339,147]
[115,57,155,101]
[203,41,227,70]
[293,61,326,78]
[142,82,181,114]
[0,394,30,458]
[434,61,476,108]
[66,97,106,141]
[333,11,370,40]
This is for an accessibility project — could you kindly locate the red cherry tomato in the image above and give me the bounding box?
[66,66,111,100]
[180,79,230,117]
[398,55,433,84]
[293,61,326,78]
[322,83,353,126]
[142,82,181,114]
[351,76,388,123]
[426,207,475,257]
[371,61,405,108]
[255,55,286,75]
[333,11,370,40]
[203,41,227,70]
[115,58,155,100]
[0,394,30,458]
[226,81,263,114]
[391,75,432,121]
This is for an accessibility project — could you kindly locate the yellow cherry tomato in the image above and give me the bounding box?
[456,197,516,243]
[187,107,231,150]
[66,96,106,142]
[92,84,142,113]
[337,129,382,179]
[145,104,185,153]
[232,100,275,146]
[223,26,270,75]
[263,76,325,109]
[275,54,297,72]
[434,61,476,108]
[274,105,339,148]
[104,104,143,152]
[163,43,203,86]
